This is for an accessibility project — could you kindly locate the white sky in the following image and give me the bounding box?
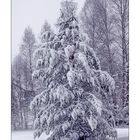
[12,0,85,58]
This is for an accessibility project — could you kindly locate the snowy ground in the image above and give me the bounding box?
[12,128,128,140]
[110,128,129,140]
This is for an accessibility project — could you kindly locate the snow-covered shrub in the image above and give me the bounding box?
[30,1,117,139]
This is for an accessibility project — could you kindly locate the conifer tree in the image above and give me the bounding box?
[31,1,117,139]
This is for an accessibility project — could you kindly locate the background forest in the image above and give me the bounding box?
[12,0,129,140]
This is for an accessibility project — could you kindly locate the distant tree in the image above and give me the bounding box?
[20,27,38,128]
[20,26,36,91]
[111,0,129,109]
[30,1,117,139]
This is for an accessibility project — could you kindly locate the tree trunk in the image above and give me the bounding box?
[121,2,128,109]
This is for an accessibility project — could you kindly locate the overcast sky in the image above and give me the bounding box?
[12,0,85,58]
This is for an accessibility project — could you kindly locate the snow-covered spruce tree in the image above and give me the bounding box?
[30,0,117,139]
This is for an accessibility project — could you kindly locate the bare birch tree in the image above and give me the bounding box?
[111,0,129,108]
